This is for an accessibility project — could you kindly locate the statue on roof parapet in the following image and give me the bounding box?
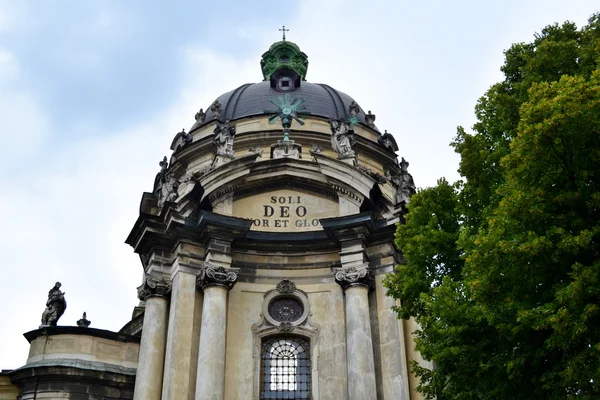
[387,157,416,206]
[40,282,67,327]
[77,312,91,327]
[329,118,356,159]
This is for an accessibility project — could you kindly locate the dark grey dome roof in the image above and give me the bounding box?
[190,81,379,132]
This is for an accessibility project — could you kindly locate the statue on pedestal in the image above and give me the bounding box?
[40,282,67,327]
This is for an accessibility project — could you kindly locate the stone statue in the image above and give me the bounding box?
[157,174,179,207]
[210,100,222,121]
[194,108,205,123]
[77,312,91,327]
[365,110,376,128]
[40,282,67,327]
[159,156,168,178]
[180,128,192,145]
[348,101,360,116]
[214,120,236,156]
[329,118,355,158]
[387,157,416,205]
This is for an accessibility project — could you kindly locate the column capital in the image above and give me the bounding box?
[196,263,238,291]
[334,263,374,290]
[137,276,172,301]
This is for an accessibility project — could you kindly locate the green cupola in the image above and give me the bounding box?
[260,40,309,82]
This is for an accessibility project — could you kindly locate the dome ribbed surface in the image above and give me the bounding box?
[191,81,378,132]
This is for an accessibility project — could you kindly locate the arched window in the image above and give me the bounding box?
[261,336,310,399]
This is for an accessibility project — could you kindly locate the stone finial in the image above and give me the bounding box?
[334,264,373,290]
[329,118,356,159]
[40,282,67,327]
[77,312,91,327]
[248,146,263,157]
[197,264,238,290]
[210,100,222,121]
[365,110,376,128]
[386,157,416,206]
[195,108,206,123]
[137,276,172,301]
[213,120,236,157]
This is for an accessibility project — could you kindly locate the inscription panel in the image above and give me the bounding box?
[232,189,338,232]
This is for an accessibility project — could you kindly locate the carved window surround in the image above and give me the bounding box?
[251,280,320,399]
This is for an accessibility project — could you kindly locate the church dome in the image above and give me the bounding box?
[190,81,378,132]
[190,39,379,133]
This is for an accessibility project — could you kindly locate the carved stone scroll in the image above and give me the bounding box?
[334,264,373,289]
[196,264,238,290]
[137,276,172,301]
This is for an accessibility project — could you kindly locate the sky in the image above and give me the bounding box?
[0,0,598,369]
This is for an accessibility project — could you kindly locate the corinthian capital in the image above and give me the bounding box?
[334,264,373,290]
[196,263,238,290]
[137,276,172,301]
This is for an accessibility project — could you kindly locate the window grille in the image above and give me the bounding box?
[260,336,311,399]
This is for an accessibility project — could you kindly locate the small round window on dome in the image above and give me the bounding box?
[277,76,294,92]
[279,55,290,63]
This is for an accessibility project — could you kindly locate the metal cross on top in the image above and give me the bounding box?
[279,25,289,41]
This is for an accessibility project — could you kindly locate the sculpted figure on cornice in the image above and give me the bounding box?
[387,157,416,206]
[365,110,376,128]
[329,118,355,158]
[210,100,222,121]
[214,120,236,157]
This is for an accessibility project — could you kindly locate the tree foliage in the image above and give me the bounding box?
[385,15,600,399]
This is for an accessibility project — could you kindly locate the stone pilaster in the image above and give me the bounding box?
[161,261,200,400]
[195,263,238,400]
[335,264,377,400]
[375,275,410,400]
[133,277,171,400]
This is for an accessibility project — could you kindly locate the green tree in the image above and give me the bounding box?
[385,15,600,399]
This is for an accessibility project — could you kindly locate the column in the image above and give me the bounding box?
[133,277,170,400]
[375,275,410,400]
[335,264,377,400]
[195,264,238,400]
[161,261,199,400]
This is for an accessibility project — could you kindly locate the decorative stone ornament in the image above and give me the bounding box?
[76,312,91,327]
[196,264,238,290]
[378,129,399,152]
[252,279,316,335]
[271,138,302,160]
[348,101,360,127]
[194,108,206,123]
[210,100,222,121]
[40,282,67,327]
[276,279,296,294]
[386,157,416,206]
[137,276,172,301]
[365,110,376,127]
[329,118,356,159]
[334,264,373,290]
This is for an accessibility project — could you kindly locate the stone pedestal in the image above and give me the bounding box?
[134,278,170,400]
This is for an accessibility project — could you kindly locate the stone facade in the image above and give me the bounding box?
[2,39,426,399]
